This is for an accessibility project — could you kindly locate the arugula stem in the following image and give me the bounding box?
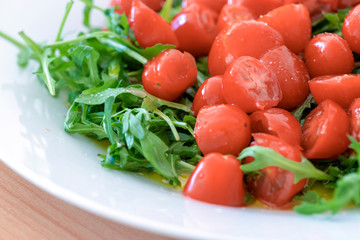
[0,31,25,49]
[80,0,105,13]
[176,160,195,173]
[56,1,74,42]
[154,109,180,141]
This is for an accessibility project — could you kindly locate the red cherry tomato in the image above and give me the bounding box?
[183,153,246,206]
[129,0,178,48]
[249,108,302,148]
[208,20,284,76]
[171,3,219,57]
[309,74,360,109]
[216,4,255,32]
[348,98,360,142]
[191,76,226,116]
[222,56,282,113]
[246,133,307,208]
[258,4,311,54]
[110,0,132,16]
[342,4,360,55]
[194,104,251,155]
[339,0,360,8]
[301,99,350,159]
[304,33,354,78]
[228,0,284,18]
[260,46,310,110]
[141,0,165,11]
[182,0,227,13]
[142,49,197,101]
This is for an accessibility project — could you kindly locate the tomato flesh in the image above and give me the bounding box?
[349,98,360,142]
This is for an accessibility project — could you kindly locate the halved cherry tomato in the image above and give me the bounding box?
[191,76,226,116]
[182,0,227,13]
[141,0,165,11]
[216,4,255,32]
[260,46,310,110]
[222,56,282,113]
[208,20,284,76]
[246,133,307,208]
[194,104,251,155]
[183,153,246,206]
[348,98,360,142]
[342,3,360,55]
[228,0,284,18]
[171,3,219,57]
[142,49,197,101]
[249,108,302,148]
[129,0,178,48]
[258,4,311,54]
[301,99,350,159]
[304,33,354,78]
[309,74,360,109]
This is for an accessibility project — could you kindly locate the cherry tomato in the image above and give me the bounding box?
[246,133,307,208]
[222,56,282,113]
[183,153,246,206]
[339,0,360,8]
[142,49,197,101]
[348,98,360,142]
[304,33,354,78]
[191,76,226,116]
[260,46,310,110]
[194,104,251,155]
[182,0,227,13]
[258,4,311,54]
[216,4,255,32]
[228,0,284,18]
[171,3,219,57]
[208,20,284,76]
[249,108,302,148]
[301,99,350,159]
[129,0,178,48]
[342,3,360,55]
[309,74,360,109]
[141,0,165,11]
[110,0,132,16]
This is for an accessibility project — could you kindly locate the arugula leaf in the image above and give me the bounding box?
[239,146,333,183]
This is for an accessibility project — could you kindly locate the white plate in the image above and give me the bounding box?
[1,1,360,239]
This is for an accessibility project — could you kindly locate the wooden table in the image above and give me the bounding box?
[0,161,174,240]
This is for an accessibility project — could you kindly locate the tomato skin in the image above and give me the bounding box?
[140,0,165,11]
[339,0,360,8]
[258,4,311,54]
[260,46,310,110]
[246,133,307,208]
[129,0,178,48]
[191,76,226,116]
[208,20,284,76]
[348,98,360,142]
[249,108,302,148]
[309,74,360,109]
[182,0,227,13]
[194,104,251,155]
[183,153,246,206]
[142,49,197,101]
[171,3,219,57]
[301,99,350,159]
[228,0,284,18]
[110,0,132,16]
[342,4,360,55]
[222,56,282,113]
[304,33,354,78]
[216,4,255,32]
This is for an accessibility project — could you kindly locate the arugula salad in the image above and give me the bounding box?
[1,0,360,215]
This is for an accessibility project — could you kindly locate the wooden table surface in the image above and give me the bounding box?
[0,161,175,240]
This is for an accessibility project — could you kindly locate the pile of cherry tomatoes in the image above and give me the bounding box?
[110,0,360,208]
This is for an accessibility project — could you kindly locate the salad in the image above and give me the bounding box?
[1,0,360,215]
